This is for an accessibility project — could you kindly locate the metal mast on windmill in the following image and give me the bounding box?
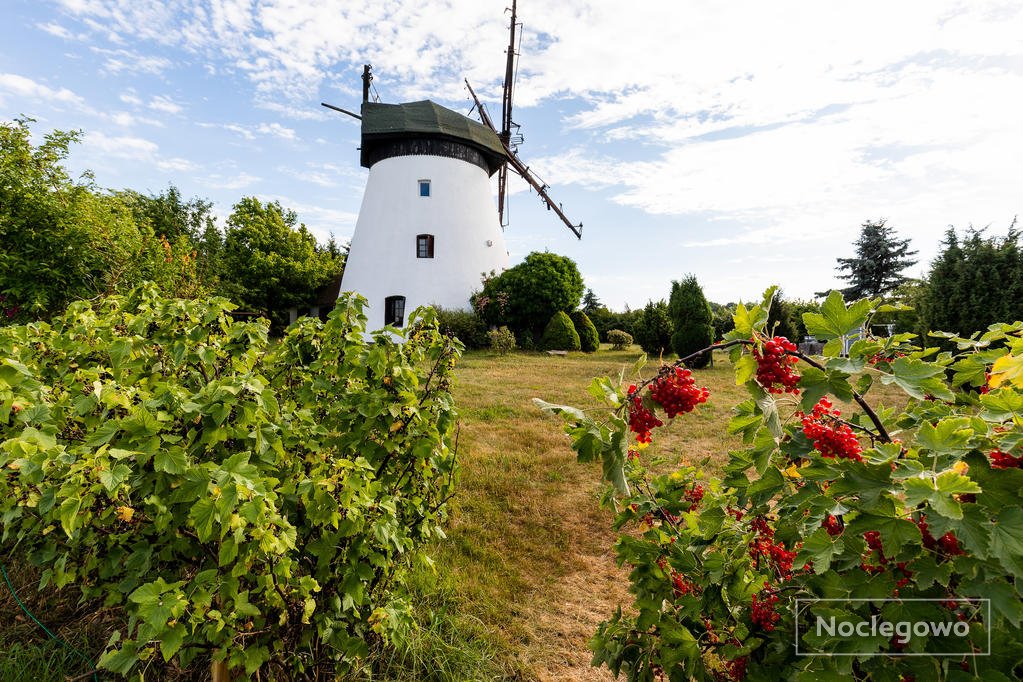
[466,0,582,239]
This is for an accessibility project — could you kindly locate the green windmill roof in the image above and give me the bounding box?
[360,100,507,172]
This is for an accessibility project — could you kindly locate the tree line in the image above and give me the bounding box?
[0,119,344,330]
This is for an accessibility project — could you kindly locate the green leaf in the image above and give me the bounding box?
[797,528,843,573]
[154,449,188,474]
[916,418,973,454]
[533,398,585,421]
[881,358,954,401]
[98,642,139,675]
[189,498,216,541]
[988,506,1023,576]
[732,303,755,337]
[98,463,132,493]
[734,354,756,386]
[160,623,186,661]
[903,470,981,520]
[802,291,873,340]
[59,497,81,537]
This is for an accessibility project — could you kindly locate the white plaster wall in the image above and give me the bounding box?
[341,154,509,331]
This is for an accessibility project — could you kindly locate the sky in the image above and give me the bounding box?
[1,0,1021,310]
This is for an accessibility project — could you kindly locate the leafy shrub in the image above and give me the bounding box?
[539,311,581,352]
[487,326,516,355]
[435,307,489,349]
[571,311,600,353]
[0,285,460,678]
[541,287,1023,681]
[518,329,536,351]
[669,276,714,368]
[607,329,633,350]
[474,252,584,337]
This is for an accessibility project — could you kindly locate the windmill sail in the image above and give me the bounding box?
[465,79,582,239]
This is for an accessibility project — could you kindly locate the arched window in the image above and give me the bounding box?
[384,295,406,327]
[416,234,435,258]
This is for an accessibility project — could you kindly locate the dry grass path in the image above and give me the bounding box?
[439,348,746,680]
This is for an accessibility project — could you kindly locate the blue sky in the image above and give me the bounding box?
[2,0,1021,309]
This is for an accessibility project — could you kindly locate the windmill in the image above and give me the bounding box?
[322,1,580,331]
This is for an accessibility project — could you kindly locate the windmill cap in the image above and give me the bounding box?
[360,100,507,175]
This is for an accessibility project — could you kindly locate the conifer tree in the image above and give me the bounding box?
[669,275,714,368]
[827,219,918,299]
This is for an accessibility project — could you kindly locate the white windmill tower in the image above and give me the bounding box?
[323,1,581,330]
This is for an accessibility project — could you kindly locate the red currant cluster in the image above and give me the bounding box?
[751,584,781,631]
[670,568,700,598]
[627,385,662,443]
[916,516,965,557]
[799,398,863,462]
[753,336,800,394]
[867,350,907,366]
[822,514,843,536]
[724,656,747,681]
[892,562,914,596]
[0,294,19,320]
[748,516,798,579]
[684,484,705,512]
[726,506,745,521]
[990,449,1023,468]
[861,530,919,594]
[649,367,710,418]
[861,530,887,574]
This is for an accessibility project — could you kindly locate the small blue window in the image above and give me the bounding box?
[419,180,430,197]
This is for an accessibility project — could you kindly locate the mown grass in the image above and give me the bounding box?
[1,345,908,681]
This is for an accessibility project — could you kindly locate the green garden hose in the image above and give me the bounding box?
[0,562,99,681]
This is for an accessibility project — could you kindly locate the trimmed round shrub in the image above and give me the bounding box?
[571,311,600,353]
[540,311,581,351]
[488,326,516,355]
[607,329,633,350]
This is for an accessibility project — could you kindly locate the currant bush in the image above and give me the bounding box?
[540,288,1023,681]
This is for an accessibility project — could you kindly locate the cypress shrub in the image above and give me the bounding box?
[540,311,581,351]
[635,300,674,356]
[669,276,714,368]
[571,310,600,352]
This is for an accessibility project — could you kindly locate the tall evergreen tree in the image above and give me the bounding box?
[920,223,1023,335]
[582,288,602,314]
[827,219,918,299]
[669,276,714,368]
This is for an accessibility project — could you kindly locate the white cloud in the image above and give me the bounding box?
[156,157,198,172]
[80,130,200,175]
[119,90,142,106]
[279,161,361,187]
[82,130,159,160]
[37,22,74,39]
[107,110,164,127]
[0,72,87,108]
[202,120,297,141]
[206,171,261,190]
[148,95,183,114]
[91,46,171,75]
